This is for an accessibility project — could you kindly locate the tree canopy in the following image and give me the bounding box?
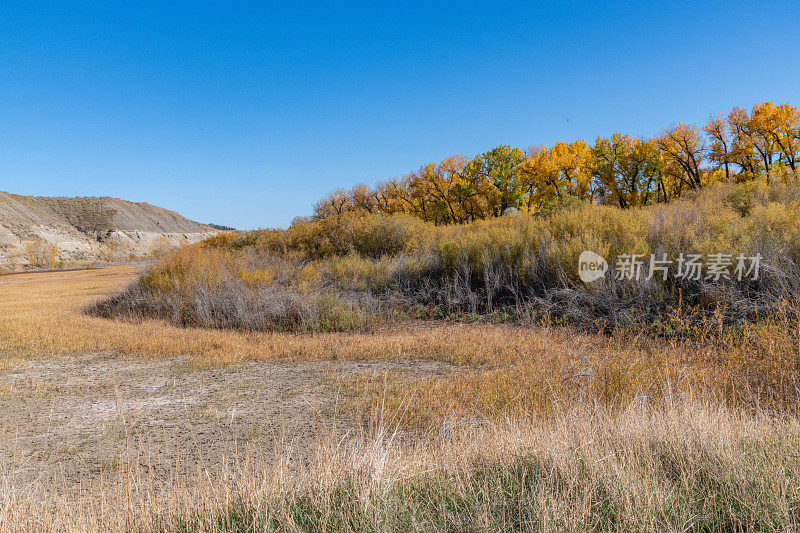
[314,101,800,224]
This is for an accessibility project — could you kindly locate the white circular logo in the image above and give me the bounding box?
[578,251,608,283]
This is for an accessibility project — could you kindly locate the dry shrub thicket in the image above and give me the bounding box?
[94,177,800,335]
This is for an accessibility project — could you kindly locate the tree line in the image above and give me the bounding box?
[313,101,800,224]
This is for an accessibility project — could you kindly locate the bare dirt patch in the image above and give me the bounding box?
[0,352,451,492]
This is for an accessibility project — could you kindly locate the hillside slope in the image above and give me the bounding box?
[0,191,216,266]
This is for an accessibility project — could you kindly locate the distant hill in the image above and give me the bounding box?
[0,191,216,267]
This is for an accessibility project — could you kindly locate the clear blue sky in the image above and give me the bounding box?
[2,1,799,229]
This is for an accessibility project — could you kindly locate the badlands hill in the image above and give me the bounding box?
[0,191,216,267]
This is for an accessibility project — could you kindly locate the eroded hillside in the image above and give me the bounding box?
[0,191,216,268]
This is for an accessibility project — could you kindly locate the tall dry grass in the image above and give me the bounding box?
[1,400,798,531]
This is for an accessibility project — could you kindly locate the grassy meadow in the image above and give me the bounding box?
[3,177,800,530]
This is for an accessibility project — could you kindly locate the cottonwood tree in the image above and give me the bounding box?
[309,100,799,225]
[592,134,663,207]
[466,145,526,216]
[550,140,593,200]
[658,123,705,190]
[408,157,471,225]
[705,115,734,182]
[729,105,779,182]
[758,102,799,172]
[517,145,559,211]
[313,187,351,218]
[726,107,762,179]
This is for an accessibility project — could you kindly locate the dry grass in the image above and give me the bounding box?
[0,267,573,368]
[2,401,799,531]
[3,267,800,530]
[341,323,800,427]
[2,267,798,416]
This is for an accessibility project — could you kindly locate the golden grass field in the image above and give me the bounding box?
[2,265,796,422]
[1,266,800,531]
[0,266,603,369]
[0,266,561,369]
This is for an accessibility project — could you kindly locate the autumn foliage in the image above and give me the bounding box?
[313,101,800,222]
[91,100,800,365]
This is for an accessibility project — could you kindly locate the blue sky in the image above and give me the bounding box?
[1,1,799,229]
